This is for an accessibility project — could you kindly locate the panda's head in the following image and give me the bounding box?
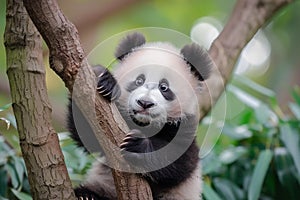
[113,33,212,126]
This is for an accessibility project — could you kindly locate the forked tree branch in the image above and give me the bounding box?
[22,0,293,199]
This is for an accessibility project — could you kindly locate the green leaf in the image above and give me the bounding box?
[248,149,273,200]
[0,167,7,197]
[11,189,32,200]
[6,163,19,189]
[219,146,247,164]
[203,182,223,200]
[227,85,261,109]
[289,102,300,120]
[274,147,300,198]
[0,196,9,200]
[13,157,25,187]
[202,152,222,175]
[234,75,276,98]
[0,118,10,129]
[222,124,252,140]
[254,104,278,126]
[0,103,12,112]
[280,123,300,176]
[213,178,245,200]
[292,86,300,106]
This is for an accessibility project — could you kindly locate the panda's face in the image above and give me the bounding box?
[113,43,201,126]
[124,68,176,126]
[115,66,199,127]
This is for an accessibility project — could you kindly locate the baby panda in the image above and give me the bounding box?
[68,32,213,200]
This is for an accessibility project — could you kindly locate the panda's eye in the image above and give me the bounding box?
[159,82,169,92]
[135,76,145,86]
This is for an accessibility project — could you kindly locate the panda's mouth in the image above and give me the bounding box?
[129,109,161,127]
[133,109,150,115]
[132,109,160,118]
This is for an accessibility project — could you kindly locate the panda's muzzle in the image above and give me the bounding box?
[136,99,155,109]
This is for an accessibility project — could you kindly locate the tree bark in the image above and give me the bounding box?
[5,0,75,199]
[20,0,293,200]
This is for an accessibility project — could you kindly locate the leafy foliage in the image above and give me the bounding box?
[202,77,300,200]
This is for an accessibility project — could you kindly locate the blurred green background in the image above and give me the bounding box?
[0,0,300,199]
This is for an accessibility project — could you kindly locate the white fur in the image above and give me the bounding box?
[158,166,202,200]
[114,43,201,124]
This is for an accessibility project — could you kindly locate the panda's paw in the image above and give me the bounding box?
[120,129,153,163]
[74,186,102,200]
[94,65,120,102]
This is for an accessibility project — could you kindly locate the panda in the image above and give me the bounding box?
[67,32,213,200]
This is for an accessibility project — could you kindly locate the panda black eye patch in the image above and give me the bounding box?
[126,74,145,92]
[159,79,175,101]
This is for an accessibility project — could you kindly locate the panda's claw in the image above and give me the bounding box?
[97,71,105,78]
[126,129,144,137]
[119,141,129,149]
[74,186,102,200]
[94,65,120,102]
[102,90,112,97]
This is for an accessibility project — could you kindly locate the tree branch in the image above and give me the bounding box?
[21,0,293,199]
[5,0,75,199]
[200,0,293,119]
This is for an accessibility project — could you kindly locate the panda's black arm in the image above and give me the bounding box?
[94,65,121,102]
[147,116,199,188]
[147,140,199,189]
[120,115,199,188]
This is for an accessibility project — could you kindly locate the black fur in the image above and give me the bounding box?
[126,74,145,92]
[120,115,199,189]
[181,43,212,81]
[115,32,146,60]
[159,79,175,101]
[94,65,121,102]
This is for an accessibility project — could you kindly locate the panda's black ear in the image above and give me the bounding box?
[115,32,146,60]
[181,43,212,81]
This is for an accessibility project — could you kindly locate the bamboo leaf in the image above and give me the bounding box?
[280,123,300,176]
[213,178,245,200]
[0,103,12,112]
[11,189,32,200]
[274,147,300,198]
[248,149,273,200]
[203,182,223,200]
[234,75,276,98]
[219,146,247,164]
[289,102,300,120]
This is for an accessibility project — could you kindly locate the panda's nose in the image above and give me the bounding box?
[136,99,155,109]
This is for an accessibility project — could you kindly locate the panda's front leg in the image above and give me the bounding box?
[94,65,120,102]
[119,129,162,171]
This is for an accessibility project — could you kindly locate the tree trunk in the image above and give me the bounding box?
[5,0,75,199]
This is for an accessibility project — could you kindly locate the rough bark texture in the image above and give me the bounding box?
[20,0,293,199]
[4,0,75,199]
